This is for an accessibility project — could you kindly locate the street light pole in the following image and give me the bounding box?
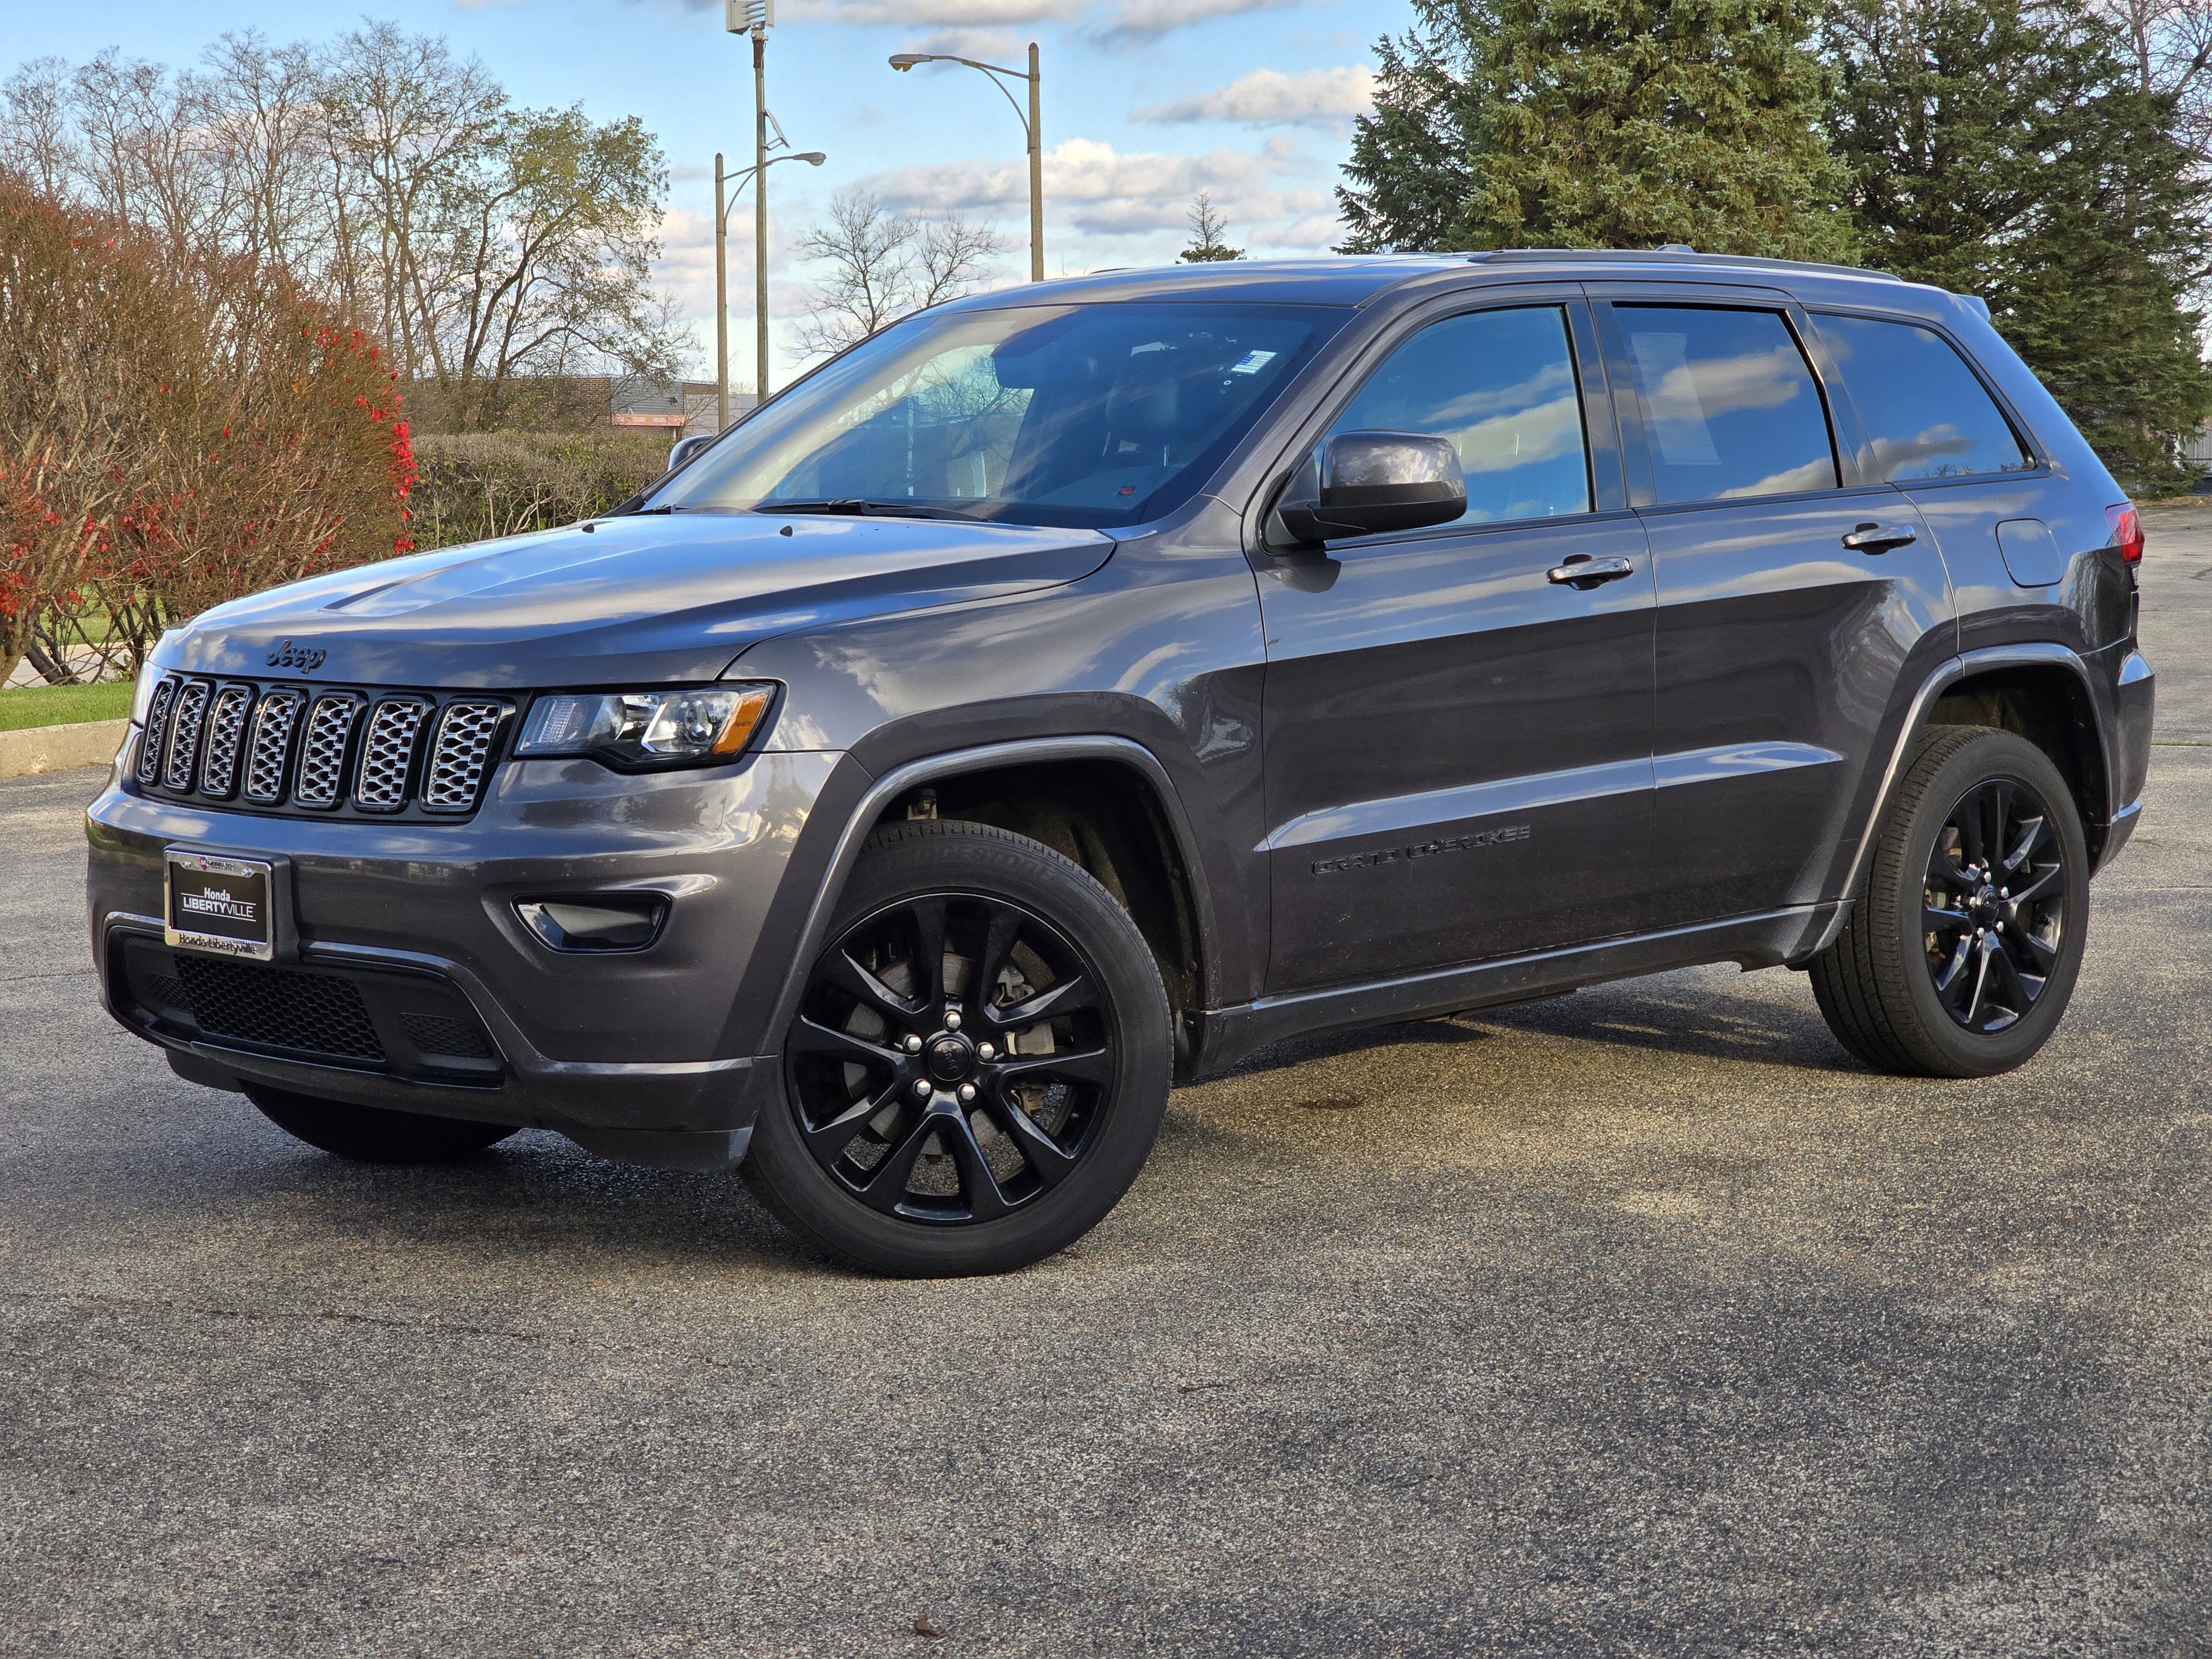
[714,153,729,431]
[889,44,1045,283]
[713,149,825,431]
[1026,42,1042,283]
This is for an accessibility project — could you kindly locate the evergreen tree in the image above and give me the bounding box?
[1178,191,1244,262]
[1827,0,2212,491]
[1338,0,1852,259]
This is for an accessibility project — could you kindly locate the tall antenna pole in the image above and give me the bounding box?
[754,16,771,401]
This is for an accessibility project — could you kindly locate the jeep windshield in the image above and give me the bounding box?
[644,300,1349,531]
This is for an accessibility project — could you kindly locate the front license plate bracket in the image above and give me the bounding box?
[164,849,291,962]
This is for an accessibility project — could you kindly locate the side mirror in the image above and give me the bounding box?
[1275,430,1467,544]
[667,432,716,473]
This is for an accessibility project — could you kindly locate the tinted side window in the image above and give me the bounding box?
[1328,306,1590,524]
[1817,314,2030,481]
[1618,307,1838,504]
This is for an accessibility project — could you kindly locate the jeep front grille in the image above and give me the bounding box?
[132,674,510,818]
[353,698,428,810]
[242,687,306,804]
[160,679,211,791]
[422,700,506,813]
[197,685,254,799]
[137,676,179,787]
[293,694,363,808]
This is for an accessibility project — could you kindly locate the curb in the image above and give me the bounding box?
[0,718,128,781]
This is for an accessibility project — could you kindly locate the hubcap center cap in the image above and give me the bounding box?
[925,1034,976,1084]
[1973,883,2000,920]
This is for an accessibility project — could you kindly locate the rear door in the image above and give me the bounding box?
[1255,291,1658,993]
[1590,288,1955,926]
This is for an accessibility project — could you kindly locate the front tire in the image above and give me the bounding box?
[743,820,1172,1276]
[244,1084,518,1164]
[1810,724,2089,1077]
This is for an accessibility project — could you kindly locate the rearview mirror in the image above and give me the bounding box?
[1275,430,1466,544]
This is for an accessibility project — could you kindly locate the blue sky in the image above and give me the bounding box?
[8,0,1408,380]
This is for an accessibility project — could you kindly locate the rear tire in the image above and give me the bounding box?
[1809,724,2089,1077]
[743,820,1172,1276]
[245,1084,518,1164]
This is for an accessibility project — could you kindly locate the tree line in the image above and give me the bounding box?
[1340,0,2212,489]
[1,23,681,420]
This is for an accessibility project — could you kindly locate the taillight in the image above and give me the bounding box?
[2106,502,2143,564]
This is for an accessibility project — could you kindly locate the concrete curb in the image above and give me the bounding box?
[0,718,127,780]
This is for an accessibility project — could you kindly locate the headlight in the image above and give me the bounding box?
[514,682,776,770]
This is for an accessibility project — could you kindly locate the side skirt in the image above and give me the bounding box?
[1183,904,1840,1079]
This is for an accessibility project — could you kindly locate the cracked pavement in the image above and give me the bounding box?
[3,510,2209,1656]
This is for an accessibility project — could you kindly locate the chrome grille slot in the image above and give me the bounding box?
[242,688,305,804]
[161,679,212,791]
[293,694,362,808]
[353,698,429,811]
[197,685,255,799]
[421,700,507,813]
[136,676,179,786]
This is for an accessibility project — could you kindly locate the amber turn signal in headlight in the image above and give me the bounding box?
[515,682,776,770]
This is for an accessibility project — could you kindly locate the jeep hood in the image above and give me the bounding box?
[164,512,1114,687]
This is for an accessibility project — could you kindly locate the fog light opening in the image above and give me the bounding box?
[516,895,669,953]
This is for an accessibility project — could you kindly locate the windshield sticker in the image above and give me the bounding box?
[1230,350,1278,375]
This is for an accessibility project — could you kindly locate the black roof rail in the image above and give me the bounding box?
[1463,247,1905,283]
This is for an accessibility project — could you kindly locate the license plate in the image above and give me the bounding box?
[164,851,274,961]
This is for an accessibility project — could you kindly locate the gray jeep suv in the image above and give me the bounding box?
[87,251,2155,1275]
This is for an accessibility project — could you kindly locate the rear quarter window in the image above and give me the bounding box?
[1815,313,2031,481]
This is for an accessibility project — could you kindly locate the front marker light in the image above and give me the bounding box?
[515,683,776,769]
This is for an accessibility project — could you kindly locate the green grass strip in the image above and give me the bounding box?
[0,681,134,733]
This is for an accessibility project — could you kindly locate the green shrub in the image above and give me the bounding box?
[409,430,675,549]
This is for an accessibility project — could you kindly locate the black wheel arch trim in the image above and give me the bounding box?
[1803,641,2131,960]
[753,735,1222,1079]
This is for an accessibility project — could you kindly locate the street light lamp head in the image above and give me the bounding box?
[889,53,935,70]
[796,152,827,166]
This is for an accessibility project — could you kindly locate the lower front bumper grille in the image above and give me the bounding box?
[113,933,504,1084]
[171,954,385,1060]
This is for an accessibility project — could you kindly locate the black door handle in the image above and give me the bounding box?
[1548,554,1637,589]
[1842,521,1917,553]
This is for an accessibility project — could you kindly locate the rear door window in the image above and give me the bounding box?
[1327,305,1592,525]
[1616,307,1838,504]
[1815,314,2031,481]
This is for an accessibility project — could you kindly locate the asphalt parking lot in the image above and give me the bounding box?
[4,512,2210,1658]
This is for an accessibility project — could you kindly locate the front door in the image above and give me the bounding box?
[1258,298,1658,994]
[1592,295,1957,927]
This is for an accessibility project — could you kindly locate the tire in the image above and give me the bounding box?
[244,1083,519,1164]
[1809,724,2090,1078]
[743,820,1172,1276]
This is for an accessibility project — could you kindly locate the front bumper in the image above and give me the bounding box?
[87,737,858,1145]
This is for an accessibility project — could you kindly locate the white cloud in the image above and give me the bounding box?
[851,134,1334,258]
[1134,66,1374,128]
[1097,0,1305,43]
[902,28,1026,62]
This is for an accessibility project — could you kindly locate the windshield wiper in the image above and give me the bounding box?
[761,498,974,521]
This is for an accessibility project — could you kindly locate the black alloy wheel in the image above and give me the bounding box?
[787,890,1115,1223]
[1919,776,2069,1034]
[1810,724,2090,1078]
[744,820,1171,1275]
